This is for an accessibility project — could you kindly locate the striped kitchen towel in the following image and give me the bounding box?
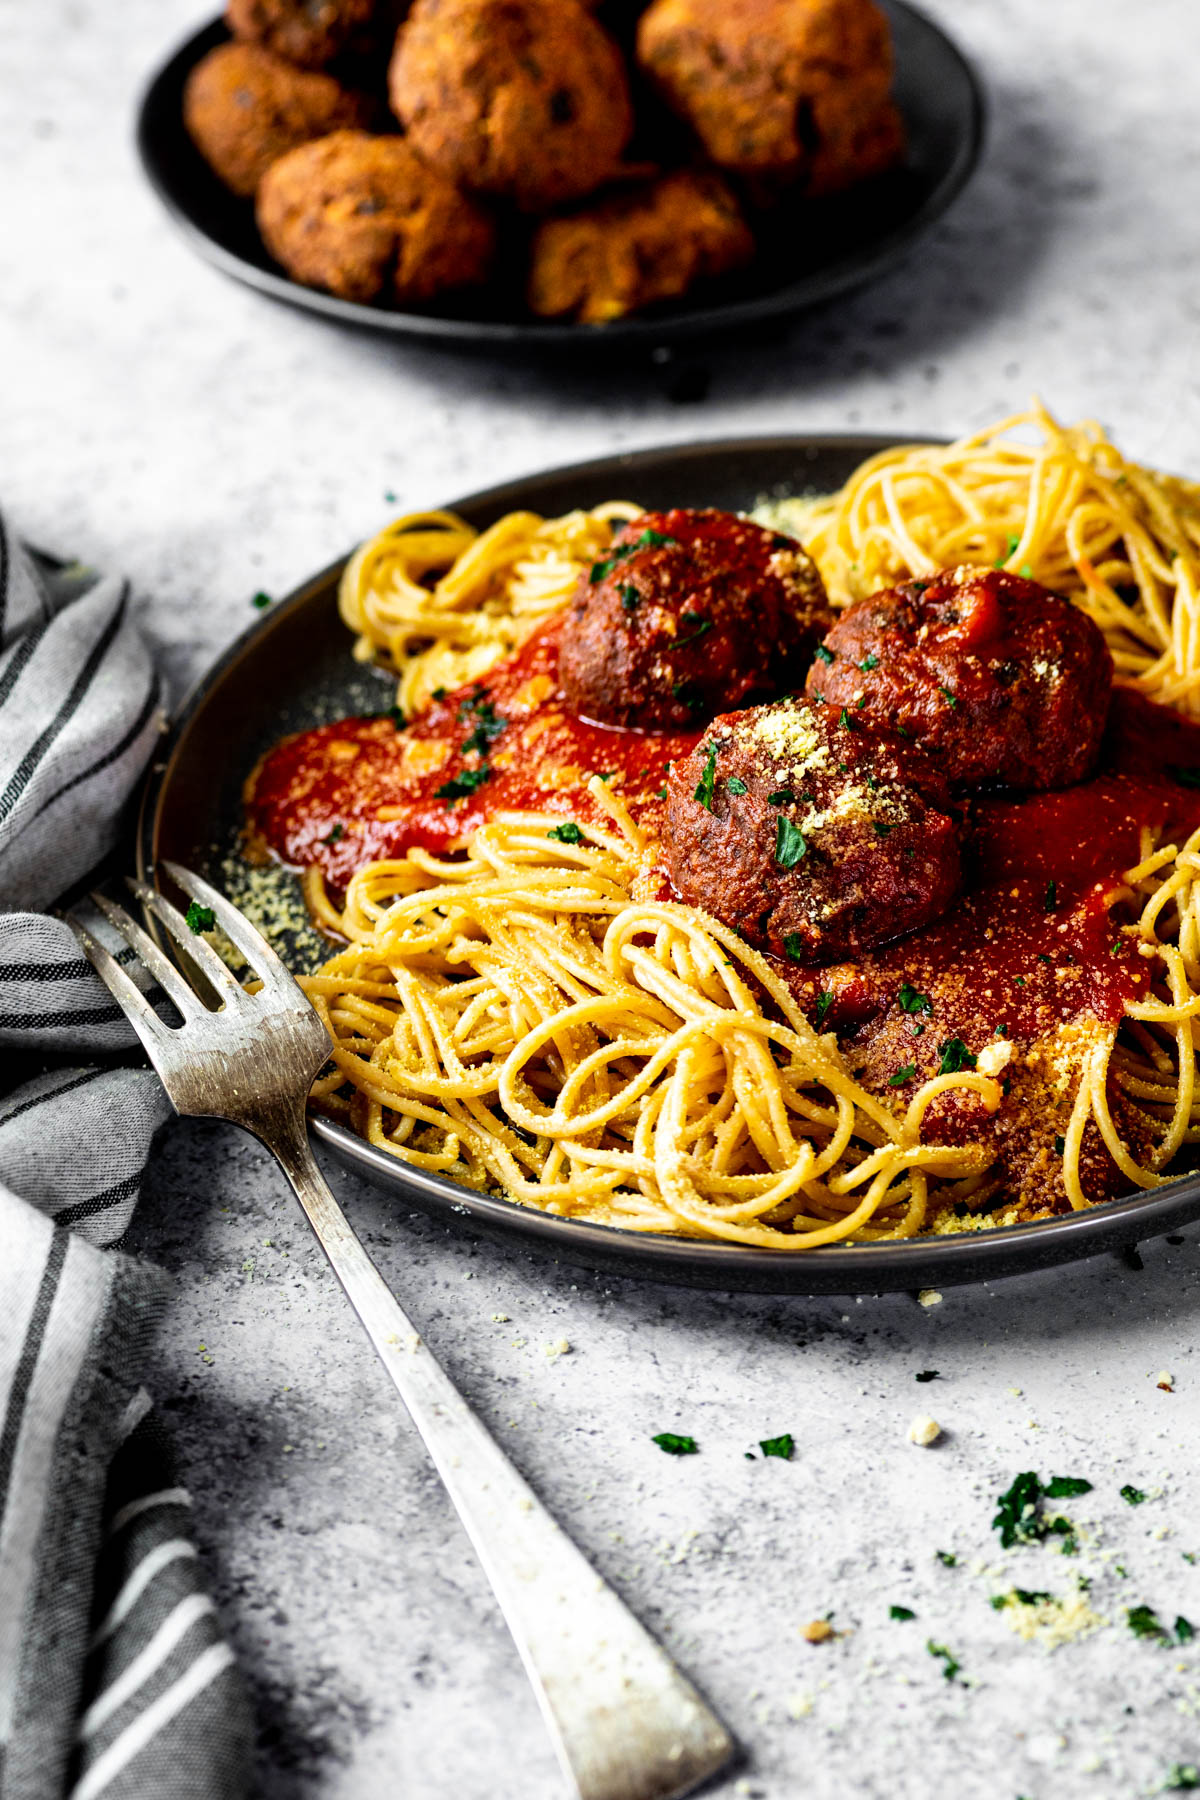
[0,514,251,1799]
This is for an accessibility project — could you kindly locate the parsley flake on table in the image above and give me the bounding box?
[759,1433,794,1460]
[1121,1484,1148,1505]
[1164,1766,1200,1791]
[1127,1603,1170,1642]
[1045,1476,1093,1497]
[992,1471,1079,1550]
[1176,1615,1196,1642]
[775,816,807,868]
[546,822,583,844]
[938,1037,977,1075]
[185,901,216,934]
[935,1550,958,1567]
[815,990,834,1025]
[926,1641,962,1682]
[693,741,719,811]
[889,1604,916,1621]
[251,590,273,609]
[652,1432,698,1456]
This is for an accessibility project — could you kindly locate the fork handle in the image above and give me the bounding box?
[267,1111,735,1800]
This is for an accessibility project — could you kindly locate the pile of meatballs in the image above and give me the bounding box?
[183,0,906,325]
[559,508,1113,963]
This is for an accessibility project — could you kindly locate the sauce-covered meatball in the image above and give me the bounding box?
[664,696,960,962]
[559,509,833,731]
[388,0,634,211]
[805,568,1114,791]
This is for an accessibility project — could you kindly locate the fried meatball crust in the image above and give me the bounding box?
[636,0,902,193]
[559,508,833,731]
[806,568,1114,791]
[184,42,371,197]
[388,0,634,210]
[665,696,961,962]
[225,0,381,70]
[527,168,753,324]
[256,130,496,302]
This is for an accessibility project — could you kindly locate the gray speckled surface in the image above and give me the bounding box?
[5,3,1200,1795]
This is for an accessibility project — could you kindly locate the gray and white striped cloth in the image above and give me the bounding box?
[0,515,251,1799]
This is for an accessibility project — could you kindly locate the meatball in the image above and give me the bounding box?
[225,0,381,70]
[805,568,1114,791]
[388,0,634,211]
[183,42,371,197]
[559,508,833,731]
[636,0,903,195]
[528,168,754,325]
[665,696,960,962]
[256,131,496,303]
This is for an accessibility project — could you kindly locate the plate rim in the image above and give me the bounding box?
[137,429,1200,1292]
[133,4,986,353]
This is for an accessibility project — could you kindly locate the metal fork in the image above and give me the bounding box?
[66,862,734,1800]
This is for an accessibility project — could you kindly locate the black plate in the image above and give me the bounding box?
[135,5,984,354]
[137,435,1200,1290]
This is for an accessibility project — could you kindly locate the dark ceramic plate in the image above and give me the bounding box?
[135,4,983,354]
[137,435,1200,1290]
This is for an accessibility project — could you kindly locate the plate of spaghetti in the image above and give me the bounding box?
[140,407,1200,1291]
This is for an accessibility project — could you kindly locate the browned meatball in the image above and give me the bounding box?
[183,42,371,197]
[665,697,961,963]
[636,0,903,195]
[559,509,832,731]
[388,0,634,211]
[805,568,1114,791]
[256,130,496,302]
[225,0,381,69]
[527,168,754,325]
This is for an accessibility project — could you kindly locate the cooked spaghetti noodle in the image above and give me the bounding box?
[753,400,1200,713]
[339,501,641,718]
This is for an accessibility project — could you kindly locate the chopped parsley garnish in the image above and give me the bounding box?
[652,1432,698,1456]
[693,741,719,811]
[1177,1615,1196,1642]
[1121,1484,1148,1506]
[727,776,748,795]
[815,990,834,1025]
[926,1641,962,1683]
[462,704,506,757]
[547,822,583,844]
[759,1433,794,1460]
[838,707,854,731]
[859,653,879,671]
[435,767,492,803]
[767,789,795,806]
[320,823,344,843]
[1045,1476,1093,1497]
[1127,1604,1170,1642]
[619,584,639,611]
[387,705,405,729]
[1013,976,1026,987]
[991,1471,1080,1550]
[783,933,806,963]
[814,643,835,664]
[857,694,868,709]
[251,590,272,609]
[935,1550,958,1567]
[873,820,893,838]
[775,816,807,868]
[185,901,216,933]
[991,1588,1052,1610]
[896,724,910,738]
[637,528,679,551]
[889,1064,916,1086]
[1172,766,1200,788]
[1053,1135,1065,1156]
[1165,1766,1200,1791]
[939,684,958,709]
[432,686,446,701]
[938,1037,977,1074]
[593,529,679,583]
[1019,563,1033,579]
[656,785,668,799]
[1044,879,1058,911]
[677,610,713,646]
[898,985,933,1015]
[671,681,705,713]
[915,1370,940,1383]
[889,1604,916,1621]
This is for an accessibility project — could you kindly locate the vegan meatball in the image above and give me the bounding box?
[636,0,903,195]
[665,696,961,963]
[183,42,371,197]
[256,130,496,302]
[528,168,754,325]
[225,0,381,70]
[805,568,1114,790]
[559,508,833,731]
[388,0,634,211]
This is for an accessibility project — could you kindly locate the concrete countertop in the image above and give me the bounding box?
[4,3,1200,1795]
